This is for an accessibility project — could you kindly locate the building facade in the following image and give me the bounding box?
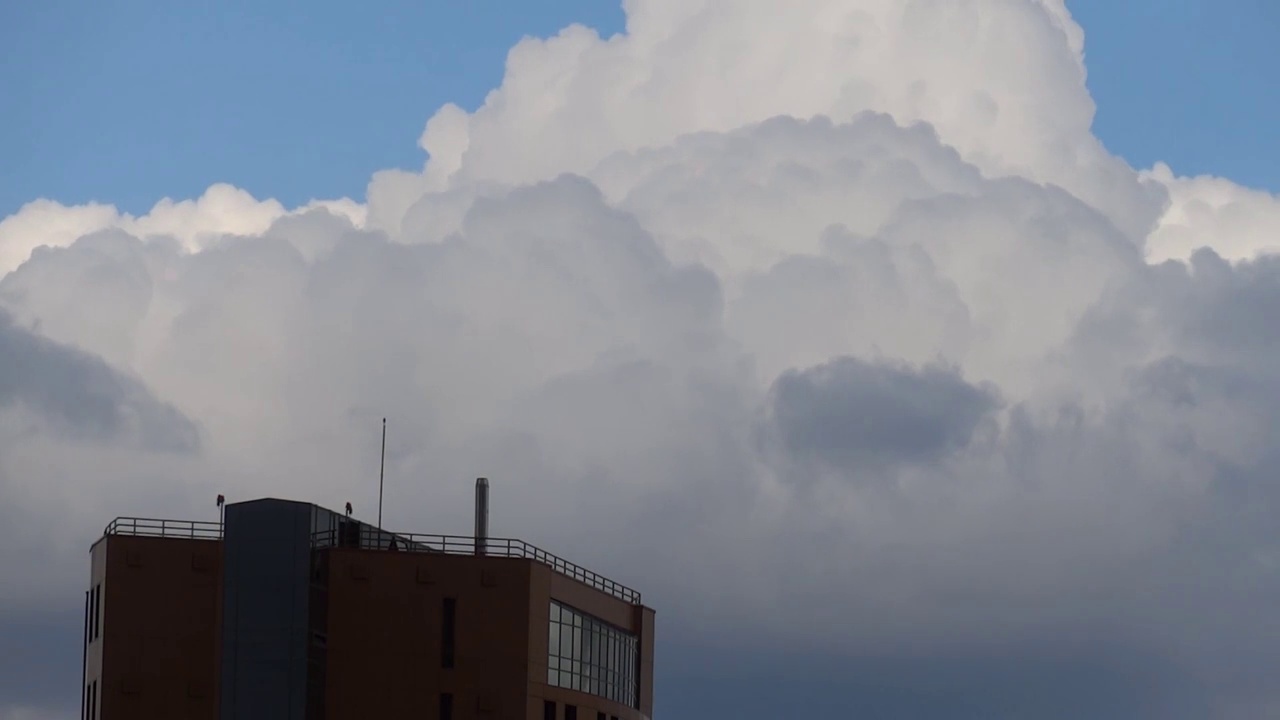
[82,483,655,720]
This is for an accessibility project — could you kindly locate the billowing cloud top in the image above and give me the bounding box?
[3,1,1280,717]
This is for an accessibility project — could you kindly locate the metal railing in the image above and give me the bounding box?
[312,527,642,604]
[104,517,223,540]
[100,516,642,604]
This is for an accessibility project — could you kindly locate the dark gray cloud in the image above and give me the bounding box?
[0,311,198,453]
[0,605,81,720]
[655,638,1212,720]
[1170,250,1280,354]
[766,356,999,475]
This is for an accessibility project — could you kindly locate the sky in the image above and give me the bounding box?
[1,0,625,217]
[2,0,1278,219]
[2,1,1280,719]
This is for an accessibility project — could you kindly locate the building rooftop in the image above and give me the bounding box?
[103,510,642,604]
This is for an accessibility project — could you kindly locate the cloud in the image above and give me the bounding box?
[381,0,1166,243]
[658,641,1213,720]
[0,309,198,453]
[0,183,365,276]
[1144,162,1280,263]
[0,607,80,720]
[5,0,1280,717]
[0,308,200,619]
[0,707,72,720]
[765,357,1000,475]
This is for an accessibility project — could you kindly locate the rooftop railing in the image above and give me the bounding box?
[104,517,223,540]
[311,527,642,605]
[100,515,641,604]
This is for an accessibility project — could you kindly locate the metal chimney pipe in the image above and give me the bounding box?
[474,477,489,556]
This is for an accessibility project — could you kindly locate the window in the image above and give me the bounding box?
[565,705,577,720]
[87,585,101,642]
[82,590,90,650]
[441,597,456,669]
[547,601,639,707]
[543,700,556,720]
[85,680,97,720]
[597,712,607,720]
[439,692,453,720]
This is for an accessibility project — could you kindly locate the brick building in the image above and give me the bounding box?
[81,479,655,720]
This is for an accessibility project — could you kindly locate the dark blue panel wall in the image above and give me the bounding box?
[220,499,313,720]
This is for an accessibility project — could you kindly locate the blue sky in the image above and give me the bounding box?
[1070,0,1279,190]
[2,0,1277,220]
[0,0,625,217]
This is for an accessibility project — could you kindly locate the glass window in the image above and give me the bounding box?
[623,642,632,700]
[547,601,638,707]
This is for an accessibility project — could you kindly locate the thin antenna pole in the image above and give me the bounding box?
[377,418,387,529]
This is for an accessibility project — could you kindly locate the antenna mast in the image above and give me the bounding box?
[377,417,387,528]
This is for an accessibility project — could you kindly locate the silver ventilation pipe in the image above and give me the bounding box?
[474,477,489,556]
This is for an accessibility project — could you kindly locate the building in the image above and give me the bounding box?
[81,479,655,720]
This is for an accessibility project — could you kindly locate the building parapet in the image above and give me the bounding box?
[311,526,642,604]
[102,514,641,604]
